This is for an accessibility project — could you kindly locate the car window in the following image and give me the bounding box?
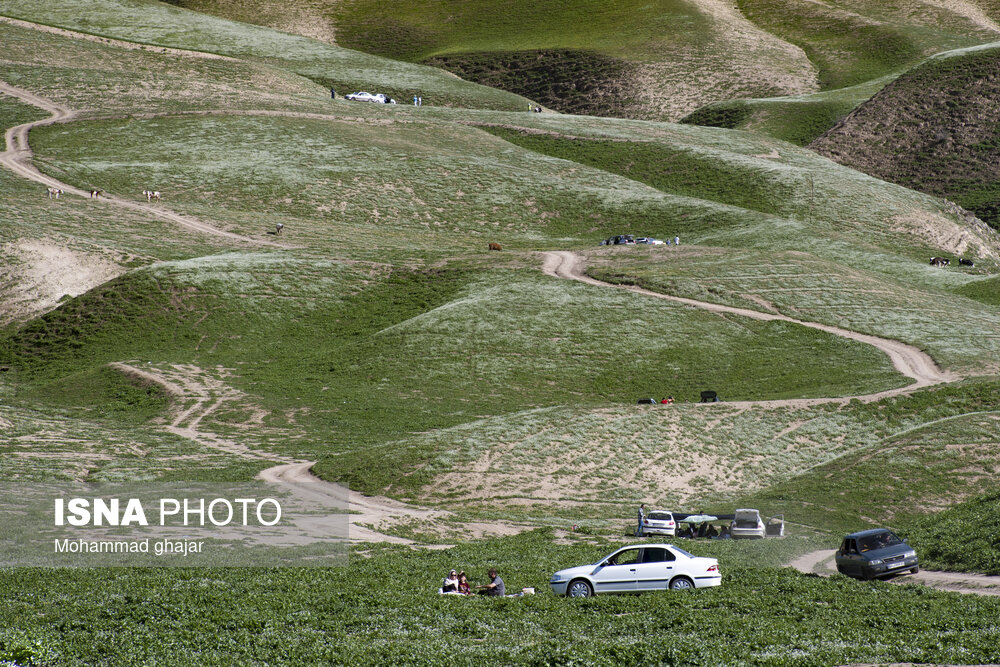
[648,512,672,521]
[859,531,902,552]
[640,548,676,563]
[607,549,640,566]
[669,545,694,559]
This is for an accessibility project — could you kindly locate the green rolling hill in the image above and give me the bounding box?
[2,0,1000,663]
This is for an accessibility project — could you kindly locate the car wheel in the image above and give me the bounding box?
[567,580,593,598]
[910,566,919,575]
[669,576,694,591]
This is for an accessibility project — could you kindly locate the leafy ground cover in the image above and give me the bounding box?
[905,491,1000,575]
[1,531,999,666]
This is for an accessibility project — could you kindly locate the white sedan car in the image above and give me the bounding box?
[641,510,676,536]
[550,544,721,597]
[345,91,387,103]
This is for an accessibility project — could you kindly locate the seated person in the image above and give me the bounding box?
[477,568,505,596]
[706,524,719,538]
[697,522,709,538]
[441,569,460,593]
[458,572,472,596]
[718,525,731,539]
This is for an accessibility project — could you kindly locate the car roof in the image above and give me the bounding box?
[844,528,894,539]
[615,543,678,550]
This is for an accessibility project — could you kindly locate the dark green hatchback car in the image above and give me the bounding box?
[835,529,919,580]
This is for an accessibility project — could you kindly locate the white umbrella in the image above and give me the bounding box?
[682,514,718,523]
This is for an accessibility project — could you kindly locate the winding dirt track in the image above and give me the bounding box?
[542,250,957,406]
[0,30,976,556]
[0,81,285,247]
[790,549,1000,597]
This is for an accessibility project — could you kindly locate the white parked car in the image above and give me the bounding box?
[731,508,765,539]
[640,510,676,536]
[635,237,665,245]
[550,544,721,597]
[345,91,387,103]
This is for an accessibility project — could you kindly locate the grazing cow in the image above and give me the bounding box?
[959,258,975,267]
[930,257,950,267]
[488,242,502,251]
[275,223,284,235]
[46,187,63,199]
[143,190,161,202]
[89,189,103,199]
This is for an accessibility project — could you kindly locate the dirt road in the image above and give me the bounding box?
[790,549,1000,596]
[0,81,283,247]
[542,250,956,406]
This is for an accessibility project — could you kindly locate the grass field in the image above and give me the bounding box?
[3,1,1000,663]
[1,532,999,666]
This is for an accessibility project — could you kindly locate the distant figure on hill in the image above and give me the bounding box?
[275,223,284,235]
[636,503,646,537]
[674,236,679,246]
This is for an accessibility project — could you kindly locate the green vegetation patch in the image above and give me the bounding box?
[586,248,1000,375]
[906,491,1000,574]
[1,531,1000,665]
[955,275,1000,306]
[735,0,989,89]
[742,381,1000,534]
[485,127,795,217]
[682,97,857,146]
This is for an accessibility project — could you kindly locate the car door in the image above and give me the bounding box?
[634,547,677,591]
[838,538,862,576]
[591,547,639,593]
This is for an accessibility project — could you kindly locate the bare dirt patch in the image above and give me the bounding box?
[0,240,123,326]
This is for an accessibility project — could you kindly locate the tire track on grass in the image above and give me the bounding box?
[112,363,452,545]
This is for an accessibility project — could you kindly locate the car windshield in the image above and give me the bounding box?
[648,512,671,520]
[858,531,903,552]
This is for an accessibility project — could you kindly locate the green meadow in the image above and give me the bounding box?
[2,0,1000,663]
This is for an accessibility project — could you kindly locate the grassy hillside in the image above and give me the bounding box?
[155,0,821,120]
[734,0,998,90]
[811,44,1000,231]
[0,0,531,111]
[680,76,893,146]
[906,490,1000,574]
[4,3,1000,663]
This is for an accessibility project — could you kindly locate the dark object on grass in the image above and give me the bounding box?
[959,258,975,267]
[637,398,656,404]
[700,391,719,403]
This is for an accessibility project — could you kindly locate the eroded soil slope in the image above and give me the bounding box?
[811,46,1000,230]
